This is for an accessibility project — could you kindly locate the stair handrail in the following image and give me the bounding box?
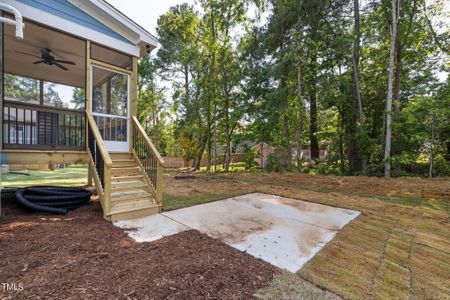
[131,116,164,205]
[86,111,113,216]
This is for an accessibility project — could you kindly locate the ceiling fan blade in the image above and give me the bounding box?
[53,59,75,65]
[32,60,45,64]
[53,62,69,71]
[16,51,41,59]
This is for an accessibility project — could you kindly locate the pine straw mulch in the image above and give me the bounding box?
[0,200,278,299]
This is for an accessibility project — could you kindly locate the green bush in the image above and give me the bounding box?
[266,153,284,172]
[431,155,450,177]
[243,147,257,170]
[316,163,340,175]
[230,162,246,168]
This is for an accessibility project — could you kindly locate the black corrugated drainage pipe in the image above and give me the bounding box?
[12,186,92,215]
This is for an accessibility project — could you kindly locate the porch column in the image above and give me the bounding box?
[129,56,138,152]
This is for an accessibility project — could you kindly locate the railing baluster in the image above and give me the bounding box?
[30,109,32,144]
[15,107,19,144]
[3,101,84,150]
[7,106,11,144]
[22,109,25,144]
[130,117,164,205]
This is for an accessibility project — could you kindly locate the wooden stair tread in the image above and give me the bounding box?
[111,166,139,170]
[109,152,133,159]
[111,185,150,194]
[103,151,160,221]
[111,189,153,199]
[111,196,154,205]
[109,200,158,215]
[112,180,148,189]
[111,167,140,176]
[111,175,145,182]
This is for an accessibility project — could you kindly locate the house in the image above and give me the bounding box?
[253,142,328,168]
[252,142,274,168]
[0,0,163,221]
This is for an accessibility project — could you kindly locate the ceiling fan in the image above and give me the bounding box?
[16,48,75,71]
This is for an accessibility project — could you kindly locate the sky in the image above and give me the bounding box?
[55,1,194,108]
[107,0,195,36]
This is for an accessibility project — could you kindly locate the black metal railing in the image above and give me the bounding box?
[133,125,158,188]
[88,124,105,188]
[3,100,85,150]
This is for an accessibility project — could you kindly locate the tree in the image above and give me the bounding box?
[150,0,449,177]
[71,88,86,109]
[384,0,399,178]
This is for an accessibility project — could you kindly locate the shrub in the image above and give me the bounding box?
[266,153,284,172]
[431,155,450,177]
[243,147,257,170]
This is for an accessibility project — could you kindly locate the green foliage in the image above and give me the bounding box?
[138,0,449,177]
[266,153,284,173]
[179,137,197,161]
[243,146,257,170]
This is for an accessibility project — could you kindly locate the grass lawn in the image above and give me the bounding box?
[1,164,88,187]
[163,172,450,299]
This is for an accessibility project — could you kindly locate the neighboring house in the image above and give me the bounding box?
[253,142,328,168]
[252,142,274,168]
[214,140,255,155]
[292,149,328,162]
[0,0,163,221]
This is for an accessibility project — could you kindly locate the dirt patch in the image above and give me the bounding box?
[165,174,252,197]
[0,200,278,299]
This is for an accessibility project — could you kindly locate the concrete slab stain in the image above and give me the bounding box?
[114,193,360,272]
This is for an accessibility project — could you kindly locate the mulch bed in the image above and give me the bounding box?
[0,199,278,299]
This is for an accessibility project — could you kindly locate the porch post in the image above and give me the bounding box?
[129,56,138,152]
[0,21,3,152]
[86,41,92,185]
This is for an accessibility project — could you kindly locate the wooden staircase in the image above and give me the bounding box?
[108,152,160,221]
[87,112,164,222]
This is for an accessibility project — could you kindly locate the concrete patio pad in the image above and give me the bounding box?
[114,193,360,272]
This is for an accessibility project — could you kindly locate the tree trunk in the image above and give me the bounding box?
[309,47,319,161]
[429,115,435,178]
[184,64,189,105]
[206,108,212,172]
[384,0,399,178]
[213,99,218,173]
[338,107,345,174]
[280,77,292,169]
[393,46,402,116]
[295,62,303,171]
[193,135,207,170]
[352,0,365,133]
[284,114,292,168]
[223,77,232,172]
[349,0,365,174]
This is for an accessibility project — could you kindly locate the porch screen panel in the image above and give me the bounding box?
[92,66,129,142]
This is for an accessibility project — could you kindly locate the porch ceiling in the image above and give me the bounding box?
[4,19,86,88]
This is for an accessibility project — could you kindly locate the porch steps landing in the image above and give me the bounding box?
[108,152,160,221]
